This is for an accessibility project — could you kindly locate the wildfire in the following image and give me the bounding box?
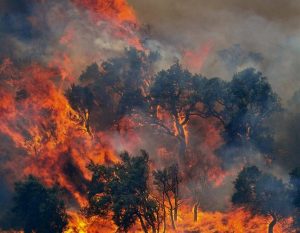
[66,211,118,233]
[65,206,292,233]
[72,0,143,49]
[0,1,296,233]
[0,59,120,207]
[183,42,213,72]
[0,0,141,227]
[72,0,137,23]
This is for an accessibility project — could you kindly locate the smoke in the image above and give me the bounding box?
[0,0,299,230]
[129,0,300,101]
[0,0,143,225]
[125,1,300,210]
[0,0,142,79]
[272,90,300,172]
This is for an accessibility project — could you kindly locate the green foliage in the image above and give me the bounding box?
[221,68,281,153]
[150,63,194,115]
[149,63,207,158]
[153,164,181,196]
[66,51,281,161]
[76,48,158,131]
[12,175,68,233]
[232,166,290,219]
[85,150,159,232]
[232,166,262,205]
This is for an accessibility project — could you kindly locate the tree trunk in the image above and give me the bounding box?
[193,202,199,222]
[138,214,149,233]
[174,115,187,159]
[166,193,176,230]
[151,225,156,233]
[169,206,176,230]
[268,214,277,233]
[174,204,178,222]
[174,181,179,222]
[173,166,179,222]
[178,137,187,159]
[162,193,166,233]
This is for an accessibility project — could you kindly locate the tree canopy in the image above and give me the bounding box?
[11,175,68,233]
[221,68,281,153]
[232,166,290,233]
[66,48,158,131]
[66,48,281,162]
[85,150,159,233]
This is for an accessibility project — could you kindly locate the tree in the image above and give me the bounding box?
[65,84,94,134]
[77,48,158,131]
[232,166,290,233]
[187,162,217,222]
[148,63,231,160]
[153,164,181,230]
[149,63,199,159]
[289,167,300,231]
[11,175,68,233]
[85,150,159,233]
[218,69,281,158]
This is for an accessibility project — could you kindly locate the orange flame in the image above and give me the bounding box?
[183,41,213,72]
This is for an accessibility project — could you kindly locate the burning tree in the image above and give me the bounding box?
[149,63,194,159]
[10,175,68,233]
[65,84,94,134]
[85,150,160,233]
[232,166,290,233]
[74,48,158,131]
[153,164,181,231]
[148,63,224,160]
